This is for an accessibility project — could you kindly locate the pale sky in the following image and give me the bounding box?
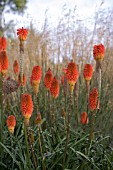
[4,0,113,30]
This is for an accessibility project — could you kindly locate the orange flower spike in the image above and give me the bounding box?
[17,27,28,41]
[35,112,42,126]
[83,64,93,81]
[0,50,9,76]
[13,60,20,75]
[21,94,33,125]
[89,88,98,111]
[0,37,7,51]
[66,62,79,92]
[50,76,60,99]
[81,112,88,125]
[93,44,105,61]
[44,68,53,90]
[31,66,42,85]
[6,115,16,134]
[31,66,42,94]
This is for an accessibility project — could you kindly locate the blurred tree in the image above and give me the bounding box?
[0,0,28,36]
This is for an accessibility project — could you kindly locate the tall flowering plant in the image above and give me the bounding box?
[17,27,28,94]
[89,88,98,140]
[93,44,105,98]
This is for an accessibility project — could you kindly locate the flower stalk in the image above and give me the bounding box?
[38,126,46,170]
[0,73,3,154]
[24,121,32,170]
[63,91,72,168]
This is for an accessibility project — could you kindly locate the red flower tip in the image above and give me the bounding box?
[18,73,26,86]
[0,37,7,51]
[83,64,93,81]
[0,50,9,76]
[89,88,98,111]
[13,60,20,75]
[6,115,16,134]
[21,94,33,120]
[81,112,88,125]
[50,76,60,99]
[44,68,53,90]
[93,44,105,61]
[17,27,28,41]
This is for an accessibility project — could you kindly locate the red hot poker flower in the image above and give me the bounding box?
[83,64,93,81]
[13,60,20,75]
[30,66,42,94]
[89,88,98,111]
[0,37,7,51]
[17,27,28,41]
[66,62,79,92]
[44,68,53,90]
[31,66,42,85]
[21,94,33,125]
[0,50,9,76]
[81,112,88,125]
[93,44,105,61]
[6,115,16,134]
[50,76,60,99]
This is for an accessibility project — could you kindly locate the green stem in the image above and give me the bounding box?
[63,93,72,169]
[10,134,14,170]
[74,82,79,127]
[64,118,66,131]
[24,121,32,170]
[28,129,37,169]
[0,74,3,156]
[38,127,46,170]
[86,81,90,115]
[75,95,78,127]
[98,67,101,100]
[89,110,96,141]
[19,41,24,97]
